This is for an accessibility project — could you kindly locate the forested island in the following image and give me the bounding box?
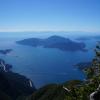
[17,35,87,52]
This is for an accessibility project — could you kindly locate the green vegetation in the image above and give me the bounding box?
[24,44,100,100]
[64,44,100,100]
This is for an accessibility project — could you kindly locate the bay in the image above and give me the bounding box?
[0,33,96,88]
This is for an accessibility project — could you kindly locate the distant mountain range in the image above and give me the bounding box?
[76,35,100,41]
[17,35,87,52]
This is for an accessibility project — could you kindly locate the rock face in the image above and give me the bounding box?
[0,59,12,72]
[90,91,100,100]
[90,85,100,100]
[17,35,87,52]
[0,59,36,100]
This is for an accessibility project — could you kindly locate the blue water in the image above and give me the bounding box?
[0,33,97,88]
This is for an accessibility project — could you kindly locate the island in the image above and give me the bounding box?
[16,35,87,52]
[0,49,12,55]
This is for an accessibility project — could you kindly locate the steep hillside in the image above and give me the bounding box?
[0,59,36,100]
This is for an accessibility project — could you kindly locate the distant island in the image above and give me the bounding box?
[76,37,91,41]
[0,49,12,55]
[76,35,100,41]
[17,35,87,52]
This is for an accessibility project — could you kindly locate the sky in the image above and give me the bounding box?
[0,0,100,32]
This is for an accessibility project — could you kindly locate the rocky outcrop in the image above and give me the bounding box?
[0,59,12,72]
[90,85,100,100]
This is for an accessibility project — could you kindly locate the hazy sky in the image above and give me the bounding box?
[0,0,100,32]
